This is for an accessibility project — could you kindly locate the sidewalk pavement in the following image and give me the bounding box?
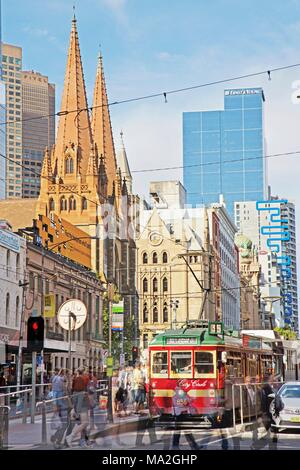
[5,410,150,450]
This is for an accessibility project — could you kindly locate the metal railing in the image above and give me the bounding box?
[0,406,10,449]
[232,381,284,430]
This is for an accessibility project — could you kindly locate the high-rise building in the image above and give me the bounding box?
[183,88,267,219]
[0,81,5,199]
[234,198,298,333]
[22,71,55,197]
[1,43,22,199]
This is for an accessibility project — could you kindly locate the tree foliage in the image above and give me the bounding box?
[274,326,297,340]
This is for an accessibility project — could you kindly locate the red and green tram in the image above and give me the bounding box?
[148,322,284,428]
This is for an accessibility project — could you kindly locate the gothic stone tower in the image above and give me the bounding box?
[36,17,126,277]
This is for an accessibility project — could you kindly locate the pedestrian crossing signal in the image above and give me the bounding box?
[132,346,139,362]
[27,316,44,352]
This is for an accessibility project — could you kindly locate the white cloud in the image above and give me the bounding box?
[22,25,65,52]
[102,0,127,10]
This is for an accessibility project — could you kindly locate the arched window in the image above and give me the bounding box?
[6,293,10,324]
[16,254,20,280]
[153,277,158,292]
[49,198,55,211]
[143,278,148,293]
[65,156,74,174]
[162,277,168,292]
[152,252,158,264]
[142,252,148,264]
[153,306,158,323]
[60,197,67,211]
[143,304,149,323]
[143,334,148,350]
[163,303,168,323]
[6,250,10,277]
[16,296,20,327]
[69,196,76,211]
[162,252,168,264]
[82,197,87,210]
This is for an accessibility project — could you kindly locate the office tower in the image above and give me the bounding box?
[0,82,5,199]
[1,43,22,198]
[22,71,55,197]
[234,198,298,333]
[183,88,266,219]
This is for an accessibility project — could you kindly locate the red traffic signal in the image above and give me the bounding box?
[27,316,44,352]
[132,346,139,362]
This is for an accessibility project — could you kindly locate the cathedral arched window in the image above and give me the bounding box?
[163,303,168,323]
[162,252,168,264]
[162,277,168,292]
[143,304,149,323]
[82,197,87,210]
[142,252,148,264]
[69,196,76,211]
[152,252,158,264]
[49,198,55,211]
[60,197,67,211]
[153,277,158,293]
[153,306,158,323]
[65,156,74,174]
[143,278,148,293]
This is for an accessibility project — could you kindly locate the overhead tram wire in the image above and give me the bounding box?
[1,61,300,128]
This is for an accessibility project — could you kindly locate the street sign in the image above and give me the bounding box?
[107,356,113,367]
[112,301,124,331]
[106,367,113,377]
[120,353,125,366]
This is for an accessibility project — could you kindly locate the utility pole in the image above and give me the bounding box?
[17,281,29,392]
[107,282,114,423]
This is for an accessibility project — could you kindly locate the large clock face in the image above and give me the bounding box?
[57,299,87,331]
[149,231,163,246]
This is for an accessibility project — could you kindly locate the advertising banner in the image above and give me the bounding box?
[44,294,56,318]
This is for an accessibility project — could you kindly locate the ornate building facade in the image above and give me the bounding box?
[236,233,262,329]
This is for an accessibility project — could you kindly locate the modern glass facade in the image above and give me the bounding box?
[183,88,266,219]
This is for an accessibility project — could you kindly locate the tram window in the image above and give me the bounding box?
[226,358,242,378]
[170,351,192,377]
[194,351,215,377]
[152,352,168,375]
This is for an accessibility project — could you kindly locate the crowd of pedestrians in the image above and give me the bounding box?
[114,362,148,416]
[48,366,100,448]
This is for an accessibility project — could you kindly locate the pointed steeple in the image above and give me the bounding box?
[91,51,117,195]
[117,131,132,194]
[87,144,98,175]
[55,16,92,176]
[41,147,53,178]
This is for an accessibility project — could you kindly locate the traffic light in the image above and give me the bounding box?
[132,346,139,363]
[27,316,44,352]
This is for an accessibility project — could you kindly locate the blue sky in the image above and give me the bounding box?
[3,0,300,202]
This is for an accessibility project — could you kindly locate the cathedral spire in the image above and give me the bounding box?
[55,16,92,176]
[117,131,132,194]
[91,52,117,196]
[41,147,53,178]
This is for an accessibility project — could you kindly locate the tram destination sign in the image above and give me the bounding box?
[166,337,198,345]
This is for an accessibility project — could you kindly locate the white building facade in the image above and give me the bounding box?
[234,198,298,333]
[0,221,26,369]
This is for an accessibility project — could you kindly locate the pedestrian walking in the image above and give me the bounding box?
[50,368,66,414]
[132,363,146,414]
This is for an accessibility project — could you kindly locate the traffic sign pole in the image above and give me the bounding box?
[107,283,114,423]
[31,351,36,424]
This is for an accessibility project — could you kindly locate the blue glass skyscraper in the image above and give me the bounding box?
[183,88,266,218]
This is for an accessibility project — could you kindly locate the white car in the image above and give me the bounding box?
[270,382,300,431]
